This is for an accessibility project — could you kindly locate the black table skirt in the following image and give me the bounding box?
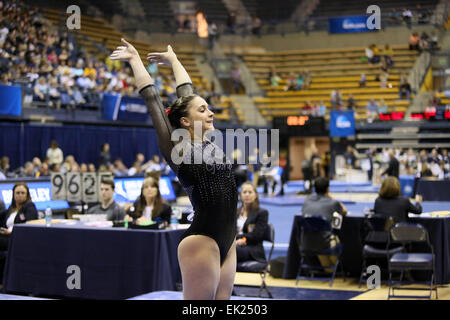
[283,215,450,284]
[416,180,450,201]
[3,223,185,299]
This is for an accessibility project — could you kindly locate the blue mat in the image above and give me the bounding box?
[127,290,271,300]
[284,181,380,193]
[0,294,50,300]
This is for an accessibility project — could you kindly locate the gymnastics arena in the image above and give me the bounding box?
[0,0,449,306]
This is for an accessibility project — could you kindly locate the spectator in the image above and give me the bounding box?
[382,149,400,178]
[46,140,63,166]
[99,143,111,168]
[374,177,422,223]
[270,67,280,87]
[0,183,38,250]
[359,73,366,87]
[127,177,172,227]
[231,64,243,94]
[330,89,342,109]
[295,72,304,90]
[251,15,262,36]
[366,99,379,123]
[0,156,10,176]
[113,158,128,177]
[302,177,347,271]
[402,8,413,28]
[33,76,49,105]
[207,21,217,49]
[235,182,269,264]
[346,94,357,110]
[383,44,394,67]
[365,44,380,64]
[318,101,326,117]
[399,76,412,100]
[87,179,126,221]
[88,163,96,172]
[409,32,420,51]
[378,99,388,114]
[80,163,88,173]
[344,145,358,169]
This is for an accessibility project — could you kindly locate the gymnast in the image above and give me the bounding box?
[110,39,238,300]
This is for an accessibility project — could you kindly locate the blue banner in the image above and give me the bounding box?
[330,111,355,137]
[101,94,148,122]
[0,85,22,116]
[0,181,69,211]
[0,176,176,211]
[328,15,376,34]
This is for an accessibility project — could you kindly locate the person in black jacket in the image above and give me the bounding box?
[0,182,38,250]
[236,181,269,263]
[374,176,422,223]
[382,150,399,178]
[127,177,172,227]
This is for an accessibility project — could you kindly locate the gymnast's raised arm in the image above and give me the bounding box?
[110,39,177,171]
[147,45,194,97]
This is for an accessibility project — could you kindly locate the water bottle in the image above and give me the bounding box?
[170,208,180,230]
[45,207,52,227]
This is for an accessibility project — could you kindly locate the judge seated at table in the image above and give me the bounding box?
[301,177,347,272]
[0,183,38,283]
[374,176,422,223]
[87,179,126,221]
[126,177,172,228]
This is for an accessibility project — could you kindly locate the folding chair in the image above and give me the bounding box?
[387,223,438,299]
[236,223,275,298]
[358,214,403,288]
[296,216,345,287]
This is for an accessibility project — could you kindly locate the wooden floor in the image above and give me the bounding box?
[234,272,450,300]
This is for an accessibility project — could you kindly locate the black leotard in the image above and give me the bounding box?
[139,83,237,265]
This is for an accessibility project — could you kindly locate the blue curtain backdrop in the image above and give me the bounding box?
[0,122,160,170]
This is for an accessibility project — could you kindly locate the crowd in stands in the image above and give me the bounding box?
[0,1,230,120]
[344,146,450,181]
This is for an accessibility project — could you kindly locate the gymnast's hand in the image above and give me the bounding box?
[147,45,178,66]
[110,38,140,62]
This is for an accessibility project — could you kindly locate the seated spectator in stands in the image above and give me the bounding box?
[359,73,366,87]
[311,101,320,116]
[61,155,77,173]
[301,101,312,114]
[366,44,380,64]
[286,72,296,91]
[0,183,38,251]
[420,162,434,179]
[295,72,304,91]
[33,76,49,104]
[80,163,88,173]
[402,8,413,28]
[303,69,311,89]
[113,158,128,177]
[48,77,61,108]
[382,149,400,178]
[346,94,357,110]
[302,177,347,271]
[415,4,430,24]
[366,99,379,123]
[37,162,50,178]
[231,64,243,94]
[318,101,326,117]
[251,15,262,36]
[46,140,63,166]
[344,145,358,169]
[378,99,388,114]
[330,89,342,109]
[409,32,420,51]
[0,156,10,176]
[399,76,412,100]
[98,143,111,168]
[87,179,126,221]
[420,32,430,51]
[47,49,58,65]
[88,163,96,173]
[382,44,394,67]
[235,182,269,264]
[374,177,422,223]
[127,177,172,227]
[270,67,280,87]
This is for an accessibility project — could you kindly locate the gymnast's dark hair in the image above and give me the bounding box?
[166,94,199,129]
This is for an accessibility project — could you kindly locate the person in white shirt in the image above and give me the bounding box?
[46,140,63,165]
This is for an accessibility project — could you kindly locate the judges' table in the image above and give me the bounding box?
[2,221,185,299]
[282,213,450,285]
[416,180,450,201]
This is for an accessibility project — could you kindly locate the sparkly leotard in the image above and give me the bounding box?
[139,83,237,265]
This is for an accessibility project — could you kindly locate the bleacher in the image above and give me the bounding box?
[23,6,247,124]
[241,0,301,23]
[234,45,419,121]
